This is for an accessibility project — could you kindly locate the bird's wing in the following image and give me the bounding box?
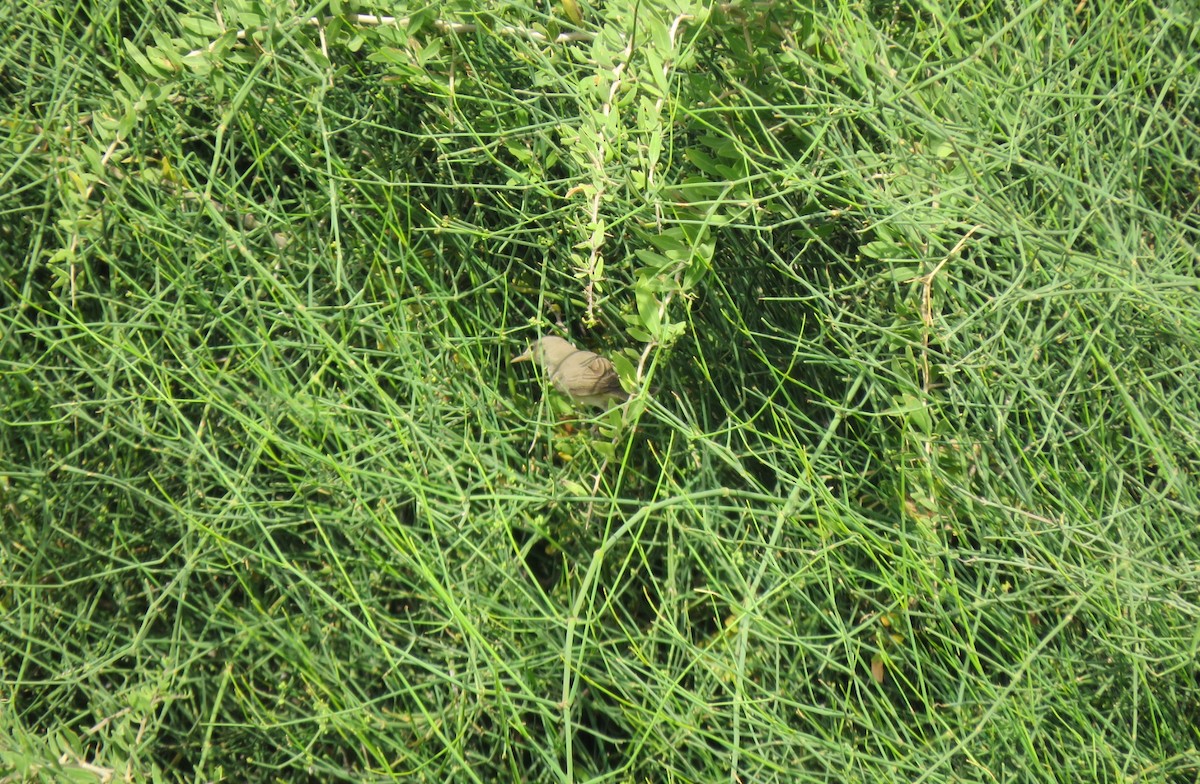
[557,352,627,400]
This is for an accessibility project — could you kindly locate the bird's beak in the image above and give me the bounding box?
[511,346,533,364]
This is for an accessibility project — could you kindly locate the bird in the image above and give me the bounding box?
[512,336,629,408]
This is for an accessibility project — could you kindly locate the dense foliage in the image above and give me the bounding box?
[3,0,1199,781]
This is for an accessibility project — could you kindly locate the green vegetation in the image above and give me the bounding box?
[3,0,1199,780]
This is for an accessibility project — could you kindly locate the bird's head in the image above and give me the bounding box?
[511,336,574,371]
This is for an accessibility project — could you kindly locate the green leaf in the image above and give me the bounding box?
[683,254,710,289]
[405,6,438,35]
[860,240,908,260]
[883,394,932,435]
[123,39,163,78]
[633,249,672,271]
[610,352,635,386]
[883,266,920,281]
[635,284,662,336]
[625,323,653,343]
[60,767,103,784]
[560,479,590,496]
[0,751,35,776]
[561,0,583,25]
[685,148,725,177]
[180,15,222,36]
[416,38,443,67]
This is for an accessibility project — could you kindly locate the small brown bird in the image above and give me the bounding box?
[512,336,628,408]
